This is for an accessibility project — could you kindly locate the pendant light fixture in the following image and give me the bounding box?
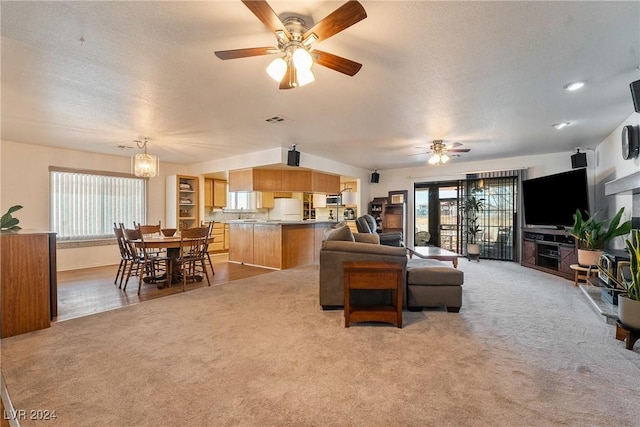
[132,138,159,178]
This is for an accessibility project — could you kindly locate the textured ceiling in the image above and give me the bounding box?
[1,1,639,171]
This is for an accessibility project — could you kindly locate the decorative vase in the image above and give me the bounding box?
[618,295,640,329]
[577,249,602,267]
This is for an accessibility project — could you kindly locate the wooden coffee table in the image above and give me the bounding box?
[407,246,463,268]
[343,261,403,328]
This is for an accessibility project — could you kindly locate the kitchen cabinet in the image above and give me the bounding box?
[204,178,227,208]
[228,168,340,193]
[303,193,315,220]
[1,231,57,338]
[166,175,199,229]
[228,223,254,264]
[208,222,229,253]
[256,192,275,209]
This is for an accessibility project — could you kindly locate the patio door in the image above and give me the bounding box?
[414,182,463,252]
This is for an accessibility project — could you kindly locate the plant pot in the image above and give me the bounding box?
[467,243,480,255]
[618,295,640,329]
[577,249,602,267]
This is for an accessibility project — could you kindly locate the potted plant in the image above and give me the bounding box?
[618,229,640,329]
[463,196,485,259]
[566,207,632,266]
[0,205,23,232]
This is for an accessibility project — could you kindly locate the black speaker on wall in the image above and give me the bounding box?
[287,149,300,167]
[631,79,640,113]
[571,151,587,169]
[370,171,380,183]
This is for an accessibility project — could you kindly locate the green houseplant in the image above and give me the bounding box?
[463,196,485,258]
[618,229,640,328]
[566,207,632,266]
[0,205,23,232]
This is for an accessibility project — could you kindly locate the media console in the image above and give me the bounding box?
[521,227,577,280]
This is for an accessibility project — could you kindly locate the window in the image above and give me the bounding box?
[226,191,255,211]
[50,168,146,241]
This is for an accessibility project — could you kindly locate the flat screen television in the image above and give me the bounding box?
[522,168,590,228]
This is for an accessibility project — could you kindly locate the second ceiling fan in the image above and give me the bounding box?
[214,0,367,89]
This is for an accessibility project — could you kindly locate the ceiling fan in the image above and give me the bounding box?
[413,140,471,165]
[214,0,367,89]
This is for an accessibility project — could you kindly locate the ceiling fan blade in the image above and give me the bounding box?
[312,50,362,76]
[241,0,291,40]
[446,148,471,153]
[214,47,278,60]
[279,64,296,90]
[303,0,367,44]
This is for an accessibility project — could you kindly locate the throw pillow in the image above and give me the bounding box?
[324,223,355,242]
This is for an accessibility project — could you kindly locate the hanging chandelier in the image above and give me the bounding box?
[132,138,159,178]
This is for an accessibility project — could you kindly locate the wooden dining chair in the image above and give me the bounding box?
[175,226,211,292]
[113,224,133,288]
[201,221,215,276]
[122,228,170,295]
[137,220,162,236]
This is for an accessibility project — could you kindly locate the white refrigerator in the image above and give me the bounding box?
[270,198,302,221]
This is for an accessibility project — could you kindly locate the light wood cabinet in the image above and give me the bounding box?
[208,222,229,252]
[229,222,332,269]
[228,223,254,264]
[228,168,340,193]
[1,231,57,338]
[312,171,341,194]
[166,175,199,229]
[205,178,227,208]
[256,192,275,209]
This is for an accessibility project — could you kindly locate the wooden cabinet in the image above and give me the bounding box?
[312,171,340,194]
[383,202,406,237]
[256,192,275,209]
[208,222,229,253]
[303,193,315,220]
[228,223,254,264]
[229,168,340,193]
[204,179,227,208]
[521,228,577,280]
[368,198,387,233]
[166,175,199,229]
[1,231,57,338]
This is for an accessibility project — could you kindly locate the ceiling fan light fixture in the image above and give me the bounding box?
[302,33,318,46]
[296,67,315,86]
[428,153,440,165]
[267,57,288,82]
[440,153,450,163]
[292,47,313,70]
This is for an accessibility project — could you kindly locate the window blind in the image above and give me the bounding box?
[50,169,146,241]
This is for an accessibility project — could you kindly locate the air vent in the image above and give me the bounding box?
[265,116,285,123]
[115,145,134,149]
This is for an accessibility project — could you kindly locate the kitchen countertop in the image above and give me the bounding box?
[224,219,341,225]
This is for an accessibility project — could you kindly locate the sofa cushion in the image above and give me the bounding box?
[323,223,355,242]
[406,259,464,286]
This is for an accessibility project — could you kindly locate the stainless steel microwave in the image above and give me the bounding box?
[325,196,341,205]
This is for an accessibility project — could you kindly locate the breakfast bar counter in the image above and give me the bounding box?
[227,220,335,270]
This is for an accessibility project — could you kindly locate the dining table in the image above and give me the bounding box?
[134,234,210,287]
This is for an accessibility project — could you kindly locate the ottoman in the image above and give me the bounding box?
[406,259,464,312]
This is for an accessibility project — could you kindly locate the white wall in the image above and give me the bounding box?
[0,140,189,270]
[3,110,638,269]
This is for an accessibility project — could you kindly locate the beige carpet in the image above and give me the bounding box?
[1,259,639,426]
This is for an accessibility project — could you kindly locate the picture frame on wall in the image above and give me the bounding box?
[388,190,407,205]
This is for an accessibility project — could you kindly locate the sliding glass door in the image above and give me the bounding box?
[414,174,518,261]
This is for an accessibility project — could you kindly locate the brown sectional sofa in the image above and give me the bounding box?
[319,223,463,311]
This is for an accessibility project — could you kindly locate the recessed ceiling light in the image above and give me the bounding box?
[563,81,585,91]
[553,122,571,130]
